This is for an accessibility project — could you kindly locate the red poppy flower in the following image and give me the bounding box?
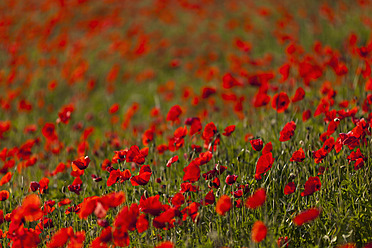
[202,190,215,206]
[21,194,44,222]
[210,177,220,188]
[113,228,130,247]
[312,147,327,164]
[298,60,323,85]
[39,177,50,194]
[250,139,263,151]
[284,182,296,195]
[301,176,321,196]
[51,162,66,176]
[183,163,200,183]
[279,63,290,82]
[0,120,11,138]
[293,208,320,226]
[30,181,40,192]
[0,190,9,201]
[155,241,175,248]
[222,73,243,89]
[222,125,235,136]
[58,198,71,207]
[292,87,305,102]
[47,227,74,248]
[347,148,365,162]
[109,103,119,114]
[251,221,267,243]
[136,214,149,233]
[262,142,272,154]
[139,195,164,216]
[216,195,232,216]
[130,170,152,186]
[142,129,154,146]
[302,109,312,122]
[42,123,58,141]
[201,87,216,99]
[245,188,266,209]
[166,155,179,167]
[290,147,305,162]
[253,91,271,108]
[202,122,217,143]
[57,104,74,124]
[182,202,200,222]
[354,158,364,170]
[153,207,180,229]
[72,156,91,170]
[114,203,139,231]
[0,172,12,186]
[174,126,187,139]
[225,175,238,185]
[107,169,121,187]
[272,92,290,112]
[279,121,296,142]
[171,192,185,207]
[255,153,275,180]
[166,105,182,122]
[232,189,243,198]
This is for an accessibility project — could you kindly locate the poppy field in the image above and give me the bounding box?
[1,0,372,247]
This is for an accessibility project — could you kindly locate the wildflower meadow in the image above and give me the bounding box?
[0,0,371,247]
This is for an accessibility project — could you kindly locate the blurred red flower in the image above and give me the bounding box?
[251,221,267,243]
[216,195,232,216]
[293,208,320,226]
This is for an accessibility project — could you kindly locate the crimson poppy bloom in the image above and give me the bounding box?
[245,188,266,209]
[72,156,91,170]
[47,227,74,248]
[183,163,200,183]
[139,195,164,216]
[279,121,296,142]
[279,63,290,82]
[222,125,236,136]
[284,182,296,195]
[172,193,185,207]
[222,73,242,89]
[250,138,263,151]
[292,87,305,102]
[202,122,217,143]
[0,172,12,186]
[136,214,149,233]
[0,190,9,201]
[290,147,305,162]
[302,109,312,122]
[255,153,275,180]
[301,176,321,196]
[262,142,272,154]
[225,175,238,185]
[131,165,152,186]
[272,92,290,112]
[293,208,320,226]
[251,221,267,243]
[166,105,182,122]
[216,195,232,216]
[166,155,179,167]
[30,181,40,192]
